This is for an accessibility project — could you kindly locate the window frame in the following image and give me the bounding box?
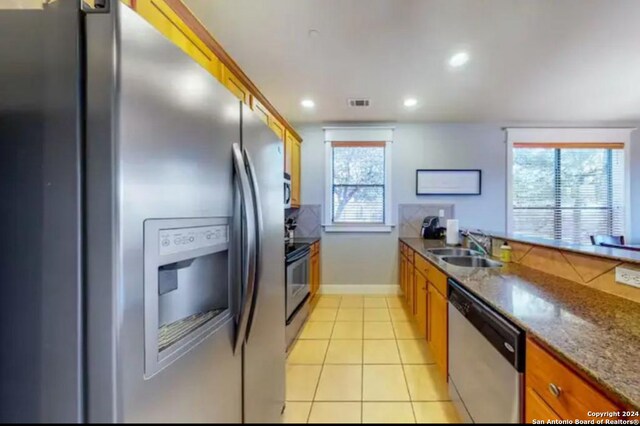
[330,141,386,225]
[323,127,394,233]
[512,145,622,242]
[505,128,634,243]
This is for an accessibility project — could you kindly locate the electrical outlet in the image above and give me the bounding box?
[615,266,640,289]
[439,209,445,217]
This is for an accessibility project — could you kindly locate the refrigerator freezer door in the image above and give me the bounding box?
[110,5,242,422]
[241,105,286,423]
[0,1,83,422]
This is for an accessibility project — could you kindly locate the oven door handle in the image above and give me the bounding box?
[232,143,257,355]
[242,147,263,343]
[286,247,311,264]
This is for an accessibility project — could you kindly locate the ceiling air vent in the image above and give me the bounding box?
[347,98,371,108]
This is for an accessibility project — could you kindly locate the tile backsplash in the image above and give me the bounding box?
[398,203,455,238]
[286,204,322,238]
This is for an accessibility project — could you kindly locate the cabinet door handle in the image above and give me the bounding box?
[548,383,562,398]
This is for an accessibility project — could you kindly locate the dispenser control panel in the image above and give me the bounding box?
[159,225,228,256]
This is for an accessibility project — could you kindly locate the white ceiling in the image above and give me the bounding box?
[184,0,640,124]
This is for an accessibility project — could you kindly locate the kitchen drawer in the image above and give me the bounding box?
[427,265,448,297]
[526,338,618,420]
[406,247,414,264]
[414,254,431,277]
[526,386,562,423]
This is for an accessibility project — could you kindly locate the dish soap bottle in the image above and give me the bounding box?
[500,241,512,263]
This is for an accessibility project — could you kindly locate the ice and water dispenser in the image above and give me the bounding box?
[143,218,231,377]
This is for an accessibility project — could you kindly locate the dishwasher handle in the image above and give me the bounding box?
[448,278,525,372]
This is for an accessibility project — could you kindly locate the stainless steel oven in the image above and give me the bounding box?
[285,243,310,347]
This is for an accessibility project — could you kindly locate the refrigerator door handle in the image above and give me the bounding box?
[232,143,257,354]
[242,147,264,342]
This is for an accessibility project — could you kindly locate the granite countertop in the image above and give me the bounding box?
[469,229,640,264]
[400,237,640,410]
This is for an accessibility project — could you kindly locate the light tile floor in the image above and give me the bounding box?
[282,295,461,424]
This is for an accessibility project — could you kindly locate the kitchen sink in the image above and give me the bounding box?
[441,256,503,268]
[427,248,482,257]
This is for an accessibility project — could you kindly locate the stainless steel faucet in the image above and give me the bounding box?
[461,229,492,256]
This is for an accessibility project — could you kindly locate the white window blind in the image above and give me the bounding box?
[512,143,625,244]
[331,142,385,224]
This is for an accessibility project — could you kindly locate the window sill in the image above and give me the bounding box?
[323,224,395,233]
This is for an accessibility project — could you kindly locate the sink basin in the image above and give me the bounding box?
[441,256,503,268]
[427,248,482,257]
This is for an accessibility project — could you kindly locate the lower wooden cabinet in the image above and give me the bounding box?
[525,337,619,422]
[405,258,415,315]
[428,283,448,380]
[526,386,562,423]
[310,242,321,298]
[399,250,406,294]
[414,270,428,338]
[398,243,447,375]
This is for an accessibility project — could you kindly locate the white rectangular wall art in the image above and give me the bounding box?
[416,169,482,195]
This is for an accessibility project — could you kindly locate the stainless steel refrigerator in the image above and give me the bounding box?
[0,1,285,423]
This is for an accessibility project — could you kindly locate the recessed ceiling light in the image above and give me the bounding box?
[308,29,320,39]
[403,98,418,107]
[449,51,470,68]
[301,99,315,108]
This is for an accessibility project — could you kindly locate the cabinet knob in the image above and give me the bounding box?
[548,383,562,398]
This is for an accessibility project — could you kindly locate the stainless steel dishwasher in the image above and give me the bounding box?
[447,279,525,423]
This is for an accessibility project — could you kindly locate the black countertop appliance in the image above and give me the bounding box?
[421,216,446,239]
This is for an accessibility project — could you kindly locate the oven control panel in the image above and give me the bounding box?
[158,225,228,256]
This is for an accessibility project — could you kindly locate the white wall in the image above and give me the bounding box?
[299,122,640,287]
[299,123,507,286]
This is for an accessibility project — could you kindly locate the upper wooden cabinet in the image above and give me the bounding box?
[134,0,222,80]
[285,129,302,207]
[290,138,301,207]
[269,118,285,141]
[221,65,250,105]
[126,0,302,145]
[251,97,270,125]
[251,97,286,142]
[284,131,294,174]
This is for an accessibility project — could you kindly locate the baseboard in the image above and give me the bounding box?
[320,284,400,295]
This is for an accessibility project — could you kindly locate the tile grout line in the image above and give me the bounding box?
[391,295,419,423]
[306,296,340,423]
[299,296,450,422]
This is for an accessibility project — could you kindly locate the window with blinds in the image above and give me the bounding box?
[331,141,385,223]
[512,143,625,244]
